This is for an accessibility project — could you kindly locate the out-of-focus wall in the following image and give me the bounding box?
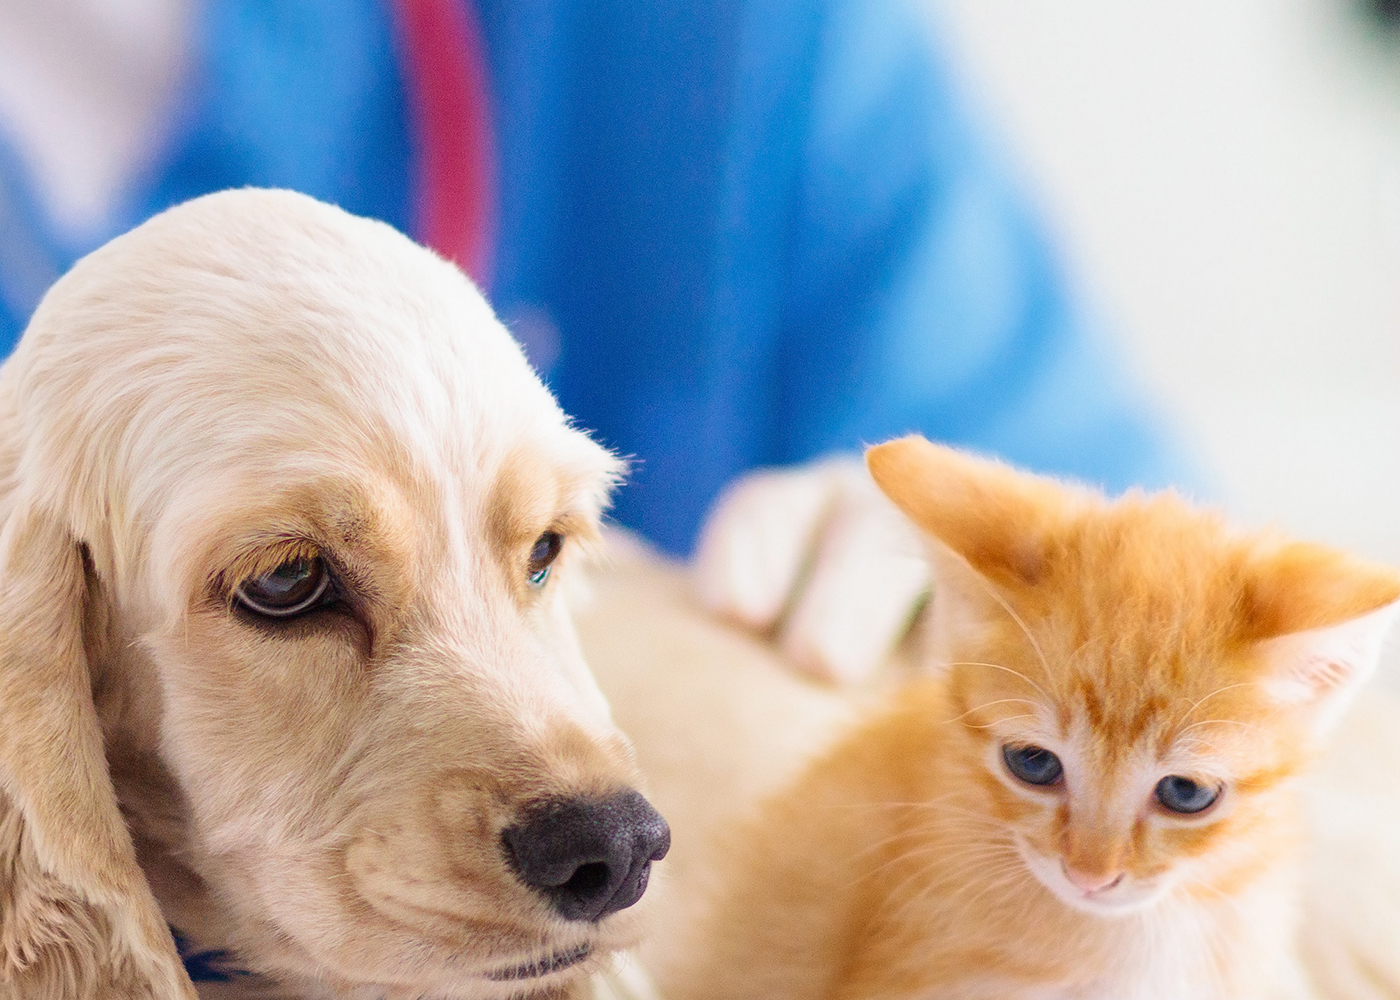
[924,0,1400,566]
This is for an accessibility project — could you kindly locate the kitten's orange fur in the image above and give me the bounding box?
[678,438,1400,1000]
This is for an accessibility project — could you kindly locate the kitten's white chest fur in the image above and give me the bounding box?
[1078,882,1310,1000]
[918,872,1313,1000]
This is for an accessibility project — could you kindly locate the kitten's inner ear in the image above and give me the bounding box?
[865,436,1073,589]
[1245,543,1400,734]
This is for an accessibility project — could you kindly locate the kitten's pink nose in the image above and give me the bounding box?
[1062,862,1124,895]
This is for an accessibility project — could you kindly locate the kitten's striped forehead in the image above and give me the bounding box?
[1024,498,1274,723]
[948,494,1317,775]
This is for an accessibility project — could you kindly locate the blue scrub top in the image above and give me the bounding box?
[0,0,1187,555]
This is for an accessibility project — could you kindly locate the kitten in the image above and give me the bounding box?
[674,436,1400,1000]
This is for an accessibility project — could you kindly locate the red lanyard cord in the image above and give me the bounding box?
[391,0,497,286]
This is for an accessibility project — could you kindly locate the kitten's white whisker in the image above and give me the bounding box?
[942,863,1034,913]
[849,823,1002,864]
[856,828,1016,868]
[959,713,1037,729]
[836,792,969,813]
[883,857,1027,925]
[1173,681,1265,732]
[943,697,1040,725]
[969,574,1056,689]
[1175,717,1266,738]
[859,842,1019,888]
[942,660,1053,705]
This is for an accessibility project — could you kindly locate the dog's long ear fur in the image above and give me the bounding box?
[0,504,195,998]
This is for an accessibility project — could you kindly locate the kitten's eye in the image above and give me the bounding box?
[527,531,563,587]
[1002,744,1064,787]
[1155,775,1220,815]
[235,556,331,618]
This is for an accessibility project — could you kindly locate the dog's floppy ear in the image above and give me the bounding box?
[0,504,196,998]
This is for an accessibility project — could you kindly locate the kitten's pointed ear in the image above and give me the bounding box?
[865,436,1077,588]
[0,505,197,997]
[1244,542,1400,736]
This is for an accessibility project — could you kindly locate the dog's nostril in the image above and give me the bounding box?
[565,861,612,899]
[502,789,671,923]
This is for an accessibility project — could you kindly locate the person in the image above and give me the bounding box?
[0,0,1186,554]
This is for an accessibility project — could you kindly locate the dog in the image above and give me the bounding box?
[0,189,669,999]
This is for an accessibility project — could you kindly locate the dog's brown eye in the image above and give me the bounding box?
[235,557,331,617]
[527,531,563,587]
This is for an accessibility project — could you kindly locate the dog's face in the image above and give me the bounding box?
[3,190,664,998]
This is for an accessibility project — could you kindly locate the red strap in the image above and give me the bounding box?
[391,0,496,286]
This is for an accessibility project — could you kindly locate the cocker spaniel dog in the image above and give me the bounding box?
[0,189,668,1000]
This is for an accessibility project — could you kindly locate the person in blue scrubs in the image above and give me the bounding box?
[0,0,1184,557]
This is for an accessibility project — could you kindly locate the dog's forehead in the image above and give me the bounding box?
[11,190,614,527]
[27,189,550,437]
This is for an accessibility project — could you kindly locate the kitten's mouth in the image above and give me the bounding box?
[483,942,593,981]
[1013,838,1159,918]
[1059,886,1145,914]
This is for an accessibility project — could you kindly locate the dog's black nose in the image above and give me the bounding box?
[502,789,671,922]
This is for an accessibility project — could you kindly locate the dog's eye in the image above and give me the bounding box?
[235,557,331,617]
[527,531,563,587]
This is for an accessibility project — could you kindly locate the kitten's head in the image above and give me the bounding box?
[868,437,1400,918]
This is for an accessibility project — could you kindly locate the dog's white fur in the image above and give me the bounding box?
[0,189,649,999]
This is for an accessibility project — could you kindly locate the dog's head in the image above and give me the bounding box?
[0,189,667,998]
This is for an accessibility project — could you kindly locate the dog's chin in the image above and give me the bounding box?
[407,936,620,999]
[271,938,609,1000]
[245,901,625,1000]
[481,940,597,985]
[403,942,605,1000]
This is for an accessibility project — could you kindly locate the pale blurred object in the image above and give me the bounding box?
[1298,693,1400,996]
[694,460,930,685]
[0,0,190,239]
[590,951,662,1000]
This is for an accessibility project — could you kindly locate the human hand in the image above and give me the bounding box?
[692,458,930,685]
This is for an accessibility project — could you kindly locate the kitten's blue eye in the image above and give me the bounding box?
[1155,776,1220,814]
[527,531,563,588]
[1002,744,1063,786]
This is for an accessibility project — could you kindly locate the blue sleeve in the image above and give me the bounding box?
[774,0,1193,494]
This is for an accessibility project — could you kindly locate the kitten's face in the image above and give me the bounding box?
[949,633,1299,918]
[867,436,1400,920]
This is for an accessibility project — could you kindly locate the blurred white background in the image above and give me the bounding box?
[924,0,1400,682]
[926,0,1400,557]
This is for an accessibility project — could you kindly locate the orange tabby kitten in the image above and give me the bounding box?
[677,437,1400,1000]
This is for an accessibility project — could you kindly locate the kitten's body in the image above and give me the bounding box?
[691,679,1308,1000]
[583,440,1400,1000]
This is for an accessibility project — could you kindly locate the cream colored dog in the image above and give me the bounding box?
[0,189,670,999]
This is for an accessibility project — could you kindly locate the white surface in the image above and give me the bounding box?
[926,0,1400,566]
